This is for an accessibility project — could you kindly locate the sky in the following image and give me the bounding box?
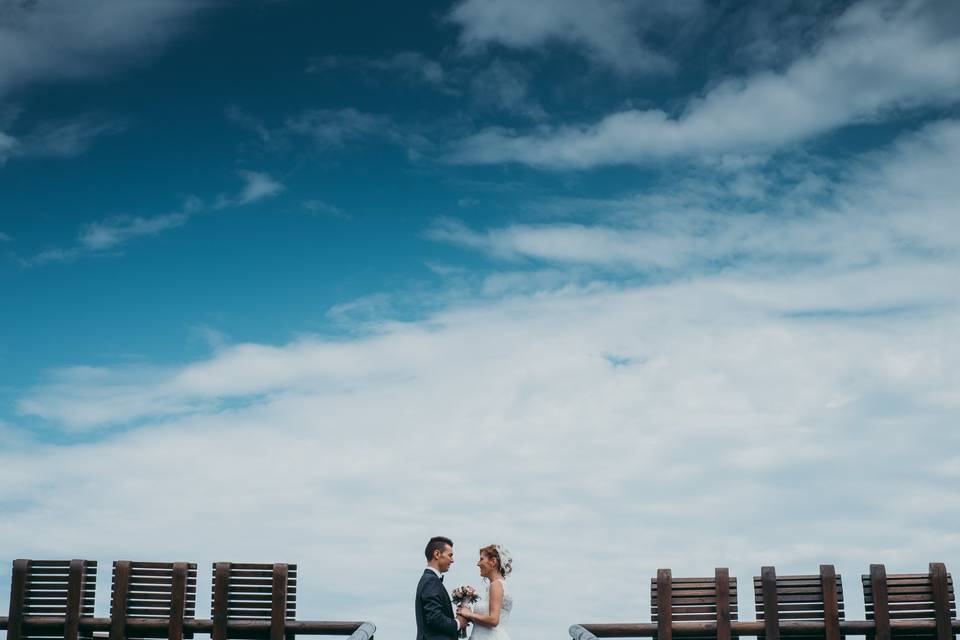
[1,0,959,638]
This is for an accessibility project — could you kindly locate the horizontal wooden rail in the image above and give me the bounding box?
[572,620,960,638]
[0,617,370,636]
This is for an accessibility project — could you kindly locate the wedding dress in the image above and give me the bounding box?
[469,578,513,640]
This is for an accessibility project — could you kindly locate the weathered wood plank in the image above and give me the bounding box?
[761,567,780,640]
[657,569,672,640]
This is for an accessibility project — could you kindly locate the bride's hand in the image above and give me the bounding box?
[457,607,473,619]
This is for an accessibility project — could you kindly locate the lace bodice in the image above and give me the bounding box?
[473,578,512,627]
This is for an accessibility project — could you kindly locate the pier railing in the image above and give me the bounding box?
[0,560,375,640]
[571,564,957,640]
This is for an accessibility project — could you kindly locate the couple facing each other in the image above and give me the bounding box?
[415,536,514,640]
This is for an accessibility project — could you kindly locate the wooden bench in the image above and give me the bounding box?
[6,560,97,640]
[651,568,738,640]
[862,563,955,640]
[108,561,197,640]
[210,563,296,640]
[754,565,844,640]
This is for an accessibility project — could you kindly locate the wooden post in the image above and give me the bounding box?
[715,568,731,640]
[271,564,289,640]
[820,565,841,640]
[760,566,779,640]
[7,559,29,640]
[169,563,188,640]
[110,561,132,640]
[928,563,951,640]
[869,564,890,640]
[212,563,231,640]
[656,569,672,640]
[65,560,86,640]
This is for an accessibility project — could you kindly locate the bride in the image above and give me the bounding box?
[457,544,513,640]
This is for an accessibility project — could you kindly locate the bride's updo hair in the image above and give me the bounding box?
[480,544,513,577]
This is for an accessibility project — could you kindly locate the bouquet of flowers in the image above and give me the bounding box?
[451,585,480,638]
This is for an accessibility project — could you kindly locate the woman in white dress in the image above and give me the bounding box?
[456,544,513,640]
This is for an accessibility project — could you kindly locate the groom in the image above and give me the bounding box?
[416,536,468,640]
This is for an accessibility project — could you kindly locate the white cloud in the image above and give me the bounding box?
[450,0,960,168]
[23,169,282,266]
[6,263,960,638]
[214,170,284,209]
[0,230,12,242]
[448,0,699,74]
[9,121,960,631]
[0,129,18,161]
[78,211,191,252]
[236,170,284,205]
[285,108,392,148]
[0,0,215,97]
[22,198,200,267]
[469,60,545,120]
[303,199,350,220]
[0,114,126,165]
[225,105,274,144]
[434,119,960,290]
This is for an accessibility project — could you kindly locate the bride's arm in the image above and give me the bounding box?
[459,581,502,628]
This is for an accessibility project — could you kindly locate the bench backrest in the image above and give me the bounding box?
[862,564,955,640]
[210,563,297,640]
[754,565,845,640]
[109,561,197,640]
[7,560,97,640]
[651,568,738,640]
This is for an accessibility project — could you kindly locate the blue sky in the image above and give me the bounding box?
[2,1,960,639]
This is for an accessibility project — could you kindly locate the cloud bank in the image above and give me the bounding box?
[450,0,960,168]
[448,0,700,74]
[0,0,214,97]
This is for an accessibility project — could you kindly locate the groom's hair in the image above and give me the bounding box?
[425,536,453,561]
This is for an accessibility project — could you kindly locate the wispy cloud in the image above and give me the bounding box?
[434,118,960,288]
[450,0,960,168]
[308,52,449,90]
[23,198,199,267]
[303,199,350,220]
[285,108,389,148]
[448,0,699,74]
[468,60,545,120]
[0,114,127,165]
[21,170,283,266]
[229,106,427,155]
[214,170,285,209]
[225,105,274,145]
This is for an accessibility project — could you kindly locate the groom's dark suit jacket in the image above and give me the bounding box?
[415,569,459,640]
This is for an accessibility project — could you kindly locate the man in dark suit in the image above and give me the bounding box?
[416,536,467,640]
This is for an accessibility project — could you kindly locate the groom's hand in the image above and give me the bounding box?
[457,615,468,630]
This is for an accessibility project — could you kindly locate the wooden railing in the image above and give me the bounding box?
[0,560,374,640]
[571,564,958,640]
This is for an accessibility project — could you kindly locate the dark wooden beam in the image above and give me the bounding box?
[656,569,672,640]
[271,564,289,640]
[212,563,231,640]
[869,565,889,640]
[820,565,840,640]
[928,563,951,640]
[65,560,86,640]
[761,566,779,640]
[715,568,731,640]
[7,559,29,640]
[110,561,132,640]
